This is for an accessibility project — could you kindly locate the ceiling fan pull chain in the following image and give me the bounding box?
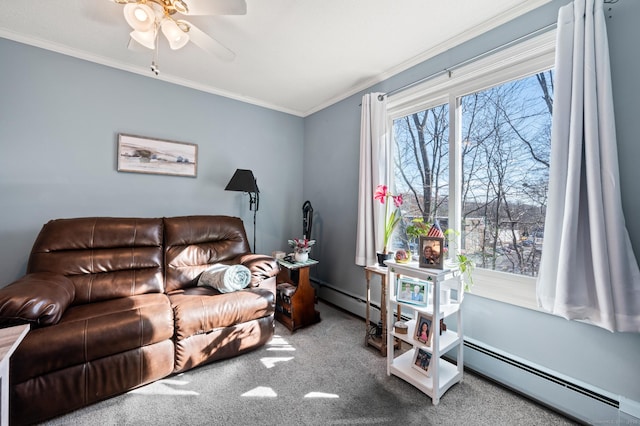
[151,23,160,75]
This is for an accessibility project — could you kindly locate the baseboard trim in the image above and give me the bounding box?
[314,278,379,324]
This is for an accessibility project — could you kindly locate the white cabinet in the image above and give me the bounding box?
[385,260,464,404]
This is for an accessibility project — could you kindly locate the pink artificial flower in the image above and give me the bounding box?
[374,185,388,204]
[294,238,309,248]
[373,183,404,254]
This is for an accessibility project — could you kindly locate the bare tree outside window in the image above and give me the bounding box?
[393,70,553,277]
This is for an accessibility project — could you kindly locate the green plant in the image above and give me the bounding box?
[444,229,475,291]
[455,253,475,291]
[405,218,430,241]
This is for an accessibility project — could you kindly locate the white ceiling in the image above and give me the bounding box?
[0,0,550,117]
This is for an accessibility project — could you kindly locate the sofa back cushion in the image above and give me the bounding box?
[27,217,164,304]
[164,216,251,293]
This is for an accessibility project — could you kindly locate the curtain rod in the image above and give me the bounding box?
[374,0,619,102]
[377,22,557,101]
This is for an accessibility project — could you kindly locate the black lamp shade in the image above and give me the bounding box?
[225,169,259,193]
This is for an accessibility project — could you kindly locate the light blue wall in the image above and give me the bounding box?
[1,0,639,414]
[305,0,640,408]
[0,38,304,284]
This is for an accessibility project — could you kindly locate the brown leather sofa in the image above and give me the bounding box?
[0,215,279,425]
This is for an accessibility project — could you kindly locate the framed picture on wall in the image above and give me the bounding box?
[419,236,444,269]
[117,133,198,178]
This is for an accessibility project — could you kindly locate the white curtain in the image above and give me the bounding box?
[537,0,640,332]
[355,93,390,266]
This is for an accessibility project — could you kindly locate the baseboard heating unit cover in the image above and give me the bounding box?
[463,338,639,424]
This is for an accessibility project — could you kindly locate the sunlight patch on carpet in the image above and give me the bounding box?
[266,334,296,352]
[260,356,294,368]
[241,386,278,397]
[304,392,339,399]
[129,378,199,396]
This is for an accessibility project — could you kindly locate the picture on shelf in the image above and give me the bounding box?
[396,277,429,306]
[412,348,432,377]
[415,313,433,346]
[419,236,444,269]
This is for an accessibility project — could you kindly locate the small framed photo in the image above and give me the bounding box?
[412,348,432,377]
[415,313,433,346]
[396,277,428,306]
[419,236,444,269]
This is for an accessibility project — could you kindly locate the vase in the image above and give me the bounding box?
[376,252,392,267]
[294,251,309,262]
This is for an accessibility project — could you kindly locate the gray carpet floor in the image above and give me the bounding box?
[42,301,579,425]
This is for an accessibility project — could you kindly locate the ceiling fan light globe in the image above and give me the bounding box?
[123,3,155,32]
[161,19,190,50]
[130,29,156,50]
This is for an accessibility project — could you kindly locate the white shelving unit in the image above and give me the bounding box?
[385,260,464,404]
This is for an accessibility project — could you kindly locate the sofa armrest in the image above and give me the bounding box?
[0,272,75,327]
[237,254,280,288]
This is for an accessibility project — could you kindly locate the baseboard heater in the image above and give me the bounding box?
[462,338,631,424]
[313,278,414,322]
[464,339,617,405]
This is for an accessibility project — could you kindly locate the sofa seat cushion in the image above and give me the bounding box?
[169,287,275,341]
[174,316,273,373]
[12,293,173,384]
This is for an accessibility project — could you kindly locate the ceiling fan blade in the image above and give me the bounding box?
[127,37,151,52]
[183,0,247,16]
[188,23,236,62]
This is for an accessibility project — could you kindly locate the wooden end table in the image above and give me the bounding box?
[364,265,400,356]
[276,258,321,332]
[0,324,29,426]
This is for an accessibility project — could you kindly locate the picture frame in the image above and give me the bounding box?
[117,133,198,178]
[419,236,444,269]
[412,348,432,377]
[414,312,433,346]
[396,277,429,306]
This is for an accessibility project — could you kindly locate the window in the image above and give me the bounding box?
[388,30,556,309]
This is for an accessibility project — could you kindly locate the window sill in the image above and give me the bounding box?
[466,268,542,312]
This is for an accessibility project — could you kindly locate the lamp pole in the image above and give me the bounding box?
[249,189,259,252]
[225,169,260,253]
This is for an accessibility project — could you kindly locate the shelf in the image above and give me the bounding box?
[389,350,462,396]
[386,260,464,405]
[367,334,400,353]
[389,295,460,317]
[387,260,460,282]
[367,334,384,350]
[392,320,461,354]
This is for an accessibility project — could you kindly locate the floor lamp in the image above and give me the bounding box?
[225,169,259,252]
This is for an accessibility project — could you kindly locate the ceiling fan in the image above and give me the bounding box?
[113,0,246,74]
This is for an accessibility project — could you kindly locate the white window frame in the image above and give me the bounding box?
[387,30,556,311]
